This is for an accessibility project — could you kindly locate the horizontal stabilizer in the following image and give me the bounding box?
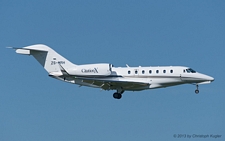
[16,49,30,55]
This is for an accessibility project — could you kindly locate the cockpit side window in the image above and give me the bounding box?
[186,69,191,73]
[186,68,196,73]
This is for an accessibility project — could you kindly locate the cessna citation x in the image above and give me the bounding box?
[9,44,214,99]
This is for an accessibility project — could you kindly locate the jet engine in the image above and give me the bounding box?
[68,63,113,76]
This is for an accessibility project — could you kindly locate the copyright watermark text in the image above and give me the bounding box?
[173,134,222,139]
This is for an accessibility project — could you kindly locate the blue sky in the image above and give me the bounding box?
[1,0,224,140]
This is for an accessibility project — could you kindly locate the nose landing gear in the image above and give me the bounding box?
[195,85,199,94]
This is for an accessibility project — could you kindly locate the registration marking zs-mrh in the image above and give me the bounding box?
[9,44,214,99]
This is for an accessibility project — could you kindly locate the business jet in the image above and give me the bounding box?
[9,44,214,99]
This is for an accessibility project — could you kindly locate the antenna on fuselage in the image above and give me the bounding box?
[126,64,130,68]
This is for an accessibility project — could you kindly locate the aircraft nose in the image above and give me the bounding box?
[197,73,214,83]
[204,75,214,82]
[208,76,214,82]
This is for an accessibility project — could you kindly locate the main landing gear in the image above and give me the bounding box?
[195,84,199,94]
[113,93,122,99]
[113,89,124,99]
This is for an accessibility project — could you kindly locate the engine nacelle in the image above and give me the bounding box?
[68,63,113,76]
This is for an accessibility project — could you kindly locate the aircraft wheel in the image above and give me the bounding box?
[195,90,199,94]
[113,93,122,99]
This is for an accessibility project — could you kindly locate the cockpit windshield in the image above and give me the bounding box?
[186,68,196,73]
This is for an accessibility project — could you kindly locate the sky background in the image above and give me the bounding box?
[1,0,224,140]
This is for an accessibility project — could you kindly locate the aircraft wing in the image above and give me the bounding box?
[74,76,150,91]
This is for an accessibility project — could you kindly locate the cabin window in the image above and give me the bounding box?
[149,70,152,74]
[170,70,173,73]
[183,69,186,73]
[163,70,166,73]
[135,70,138,74]
[128,70,131,74]
[156,70,159,73]
[142,70,145,74]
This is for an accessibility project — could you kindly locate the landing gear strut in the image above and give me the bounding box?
[113,89,124,99]
[195,85,199,94]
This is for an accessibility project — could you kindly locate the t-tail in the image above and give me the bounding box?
[10,44,77,76]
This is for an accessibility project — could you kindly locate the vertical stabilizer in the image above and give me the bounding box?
[15,44,76,75]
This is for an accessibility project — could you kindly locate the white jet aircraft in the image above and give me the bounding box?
[9,44,214,99]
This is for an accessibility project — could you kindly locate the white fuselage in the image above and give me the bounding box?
[71,66,214,91]
[112,66,213,90]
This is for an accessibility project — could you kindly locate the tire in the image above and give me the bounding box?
[113,93,122,99]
